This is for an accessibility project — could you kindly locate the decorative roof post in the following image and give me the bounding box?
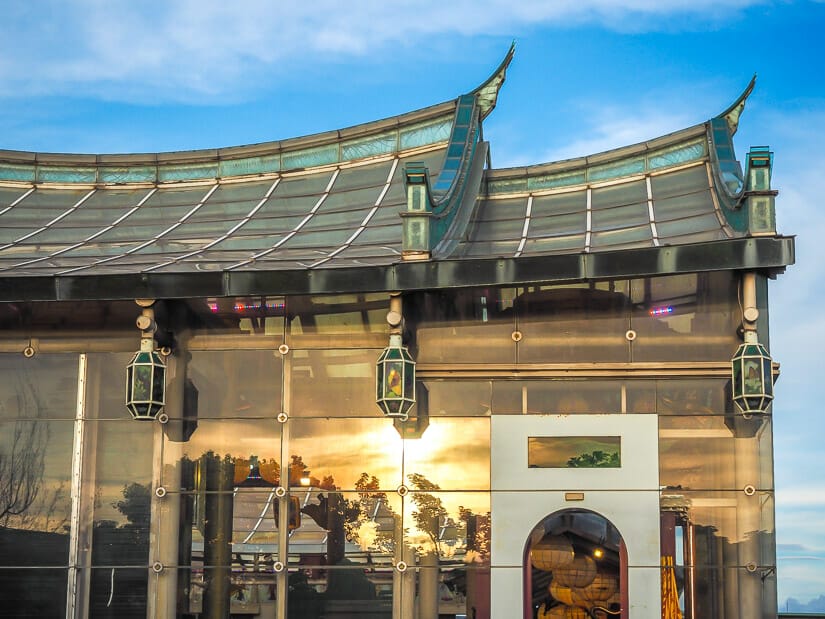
[401,163,432,261]
[744,146,777,235]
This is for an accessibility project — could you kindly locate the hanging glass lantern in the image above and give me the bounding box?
[731,331,774,415]
[376,333,415,418]
[126,338,166,420]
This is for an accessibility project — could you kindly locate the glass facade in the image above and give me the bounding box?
[0,274,776,618]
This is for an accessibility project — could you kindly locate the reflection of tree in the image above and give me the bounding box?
[0,374,49,524]
[567,450,620,468]
[407,473,447,555]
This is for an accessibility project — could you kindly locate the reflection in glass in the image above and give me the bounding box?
[0,568,67,617]
[188,350,283,419]
[528,436,621,468]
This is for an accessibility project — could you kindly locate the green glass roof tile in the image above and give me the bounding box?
[648,140,706,170]
[36,166,97,184]
[527,171,586,191]
[218,154,280,177]
[399,119,452,150]
[487,177,528,194]
[341,132,397,160]
[0,164,36,182]
[157,163,218,182]
[587,158,645,182]
[99,166,157,183]
[282,144,339,171]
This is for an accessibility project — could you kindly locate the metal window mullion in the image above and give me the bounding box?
[66,353,88,619]
[278,327,292,619]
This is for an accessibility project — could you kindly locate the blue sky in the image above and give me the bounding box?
[2,0,824,607]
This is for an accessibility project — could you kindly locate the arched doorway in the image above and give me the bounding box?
[524,509,626,619]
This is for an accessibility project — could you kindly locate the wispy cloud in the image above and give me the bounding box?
[0,0,766,103]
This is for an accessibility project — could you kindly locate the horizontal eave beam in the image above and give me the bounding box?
[0,236,795,302]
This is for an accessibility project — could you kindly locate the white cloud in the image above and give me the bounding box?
[0,0,767,103]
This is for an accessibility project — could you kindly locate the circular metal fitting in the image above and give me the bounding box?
[395,561,408,573]
[743,484,756,496]
[396,485,409,497]
[386,310,403,328]
[136,315,154,331]
[743,307,760,323]
[155,486,167,498]
[275,486,287,498]
[273,561,285,573]
[159,346,172,357]
[135,299,156,308]
[277,412,288,423]
[22,346,36,358]
[625,329,637,342]
[157,413,169,425]
[278,344,290,355]
[152,561,164,573]
[745,562,758,573]
[511,330,523,342]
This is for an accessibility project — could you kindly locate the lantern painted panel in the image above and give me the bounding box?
[376,334,416,418]
[731,337,773,415]
[126,348,166,420]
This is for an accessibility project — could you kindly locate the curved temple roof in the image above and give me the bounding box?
[0,56,793,301]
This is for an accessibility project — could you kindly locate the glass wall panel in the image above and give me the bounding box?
[630,272,740,362]
[652,378,729,414]
[403,418,490,490]
[423,380,492,417]
[288,490,400,568]
[412,288,517,364]
[160,419,281,487]
[291,349,382,417]
[492,380,627,415]
[0,419,74,565]
[407,565,490,619]
[187,350,283,419]
[286,293,388,349]
[659,416,773,490]
[401,492,490,563]
[289,418,403,491]
[660,490,775,568]
[517,283,631,363]
[0,353,78,420]
[86,567,150,618]
[0,567,67,617]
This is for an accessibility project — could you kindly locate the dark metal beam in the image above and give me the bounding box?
[0,236,794,302]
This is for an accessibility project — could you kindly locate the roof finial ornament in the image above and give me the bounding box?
[471,41,516,120]
[719,74,757,136]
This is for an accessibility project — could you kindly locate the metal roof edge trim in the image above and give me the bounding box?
[0,236,794,303]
